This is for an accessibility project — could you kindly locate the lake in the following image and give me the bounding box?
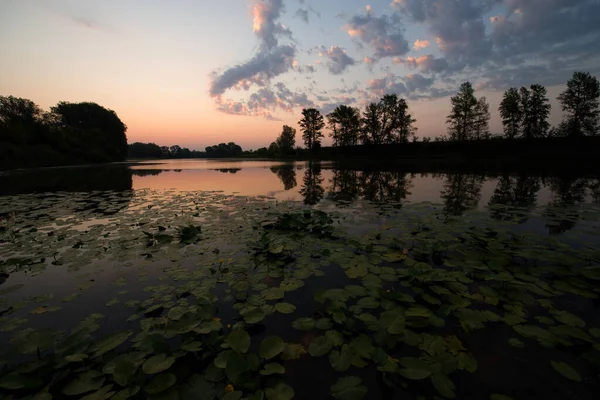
[0,159,599,400]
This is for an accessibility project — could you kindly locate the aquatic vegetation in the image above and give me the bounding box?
[0,190,599,399]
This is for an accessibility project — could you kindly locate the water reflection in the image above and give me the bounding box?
[544,176,589,235]
[213,168,241,174]
[300,162,324,205]
[488,174,540,222]
[270,165,297,191]
[328,169,413,206]
[440,173,485,216]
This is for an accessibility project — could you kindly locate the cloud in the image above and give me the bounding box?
[209,45,296,97]
[294,5,320,23]
[394,54,448,73]
[413,39,430,50]
[319,96,358,115]
[318,46,356,74]
[252,0,292,51]
[345,6,410,60]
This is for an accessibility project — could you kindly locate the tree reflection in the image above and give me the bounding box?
[328,169,360,202]
[270,165,297,191]
[544,176,588,234]
[488,174,540,222]
[300,162,324,205]
[440,173,485,216]
[360,171,412,206]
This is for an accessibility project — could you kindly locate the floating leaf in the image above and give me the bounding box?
[91,331,132,357]
[142,354,175,374]
[227,330,251,354]
[508,338,524,348]
[265,383,294,400]
[274,302,296,314]
[260,363,285,375]
[346,264,369,279]
[431,373,456,399]
[281,343,306,360]
[553,311,585,328]
[550,360,582,382]
[259,336,285,360]
[244,308,266,324]
[399,357,432,380]
[63,371,105,396]
[292,317,315,330]
[330,376,367,400]
[144,372,176,394]
[490,395,513,400]
[308,336,333,357]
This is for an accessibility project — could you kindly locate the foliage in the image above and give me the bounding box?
[205,142,243,158]
[557,71,600,137]
[327,105,361,147]
[521,85,551,139]
[446,82,483,141]
[299,108,325,150]
[499,88,522,139]
[276,126,296,156]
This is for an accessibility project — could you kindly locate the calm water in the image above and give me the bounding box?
[1,159,599,400]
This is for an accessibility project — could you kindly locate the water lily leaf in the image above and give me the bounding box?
[508,338,524,348]
[223,391,243,400]
[244,308,266,324]
[274,302,296,314]
[260,363,285,375]
[308,336,333,357]
[112,386,140,400]
[431,373,456,399]
[180,341,203,352]
[144,372,176,394]
[316,318,333,330]
[63,371,105,396]
[346,264,368,279]
[262,288,284,301]
[405,306,432,318]
[281,343,306,360]
[280,278,304,292]
[550,360,582,382]
[580,266,600,280]
[356,297,379,309]
[457,353,478,373]
[398,357,432,380]
[91,331,132,357]
[292,317,315,330]
[552,311,585,328]
[65,353,89,363]
[590,328,600,338]
[380,310,405,335]
[325,330,344,347]
[329,345,352,372]
[142,354,175,374]
[80,384,115,400]
[227,330,251,354]
[490,395,513,400]
[259,336,285,360]
[265,383,294,400]
[0,372,39,390]
[330,376,367,400]
[113,359,136,386]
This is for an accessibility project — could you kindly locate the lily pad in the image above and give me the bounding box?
[259,336,285,360]
[265,383,294,400]
[142,354,175,374]
[227,330,251,354]
[550,360,582,382]
[330,376,367,400]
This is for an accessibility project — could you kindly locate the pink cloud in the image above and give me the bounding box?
[413,39,430,50]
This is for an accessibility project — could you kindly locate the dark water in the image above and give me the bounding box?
[0,160,599,400]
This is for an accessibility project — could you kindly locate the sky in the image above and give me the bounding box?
[1,0,600,150]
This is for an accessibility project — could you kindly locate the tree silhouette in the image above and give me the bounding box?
[271,165,297,190]
[521,84,551,138]
[276,125,296,155]
[379,94,417,144]
[447,82,480,141]
[473,97,490,140]
[299,108,325,150]
[440,173,484,216]
[205,142,243,157]
[51,101,128,161]
[557,71,600,137]
[499,88,523,139]
[300,162,324,205]
[327,105,360,147]
[360,103,382,144]
[328,168,360,202]
[488,174,540,222]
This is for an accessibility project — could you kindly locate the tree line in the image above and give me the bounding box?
[0,96,128,169]
[128,142,244,159]
[264,70,599,156]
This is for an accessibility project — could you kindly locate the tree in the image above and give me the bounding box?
[51,101,128,161]
[499,88,522,139]
[557,71,600,137]
[0,96,47,145]
[300,162,324,205]
[522,84,550,138]
[360,103,382,145]
[276,125,296,155]
[447,82,479,141]
[327,105,360,147]
[379,94,416,143]
[267,142,280,158]
[299,108,325,150]
[473,97,490,140]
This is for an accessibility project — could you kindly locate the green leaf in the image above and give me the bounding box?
[398,357,432,380]
[325,330,344,347]
[508,338,524,348]
[329,346,352,372]
[274,302,296,314]
[65,353,89,362]
[244,308,266,324]
[0,373,37,390]
[223,392,243,400]
[112,386,140,400]
[405,306,432,318]
[431,373,456,399]
[180,341,203,352]
[259,336,285,360]
[265,383,294,400]
[380,310,405,334]
[262,287,284,300]
[553,311,585,328]
[142,354,175,374]
[292,317,315,330]
[281,343,307,360]
[90,331,132,357]
[490,395,513,400]
[144,372,176,394]
[315,318,333,330]
[550,360,582,382]
[225,352,249,383]
[227,330,251,354]
[62,371,105,396]
[309,336,333,357]
[346,264,369,279]
[330,376,368,400]
[214,351,232,368]
[80,384,115,400]
[260,363,285,375]
[114,359,136,386]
